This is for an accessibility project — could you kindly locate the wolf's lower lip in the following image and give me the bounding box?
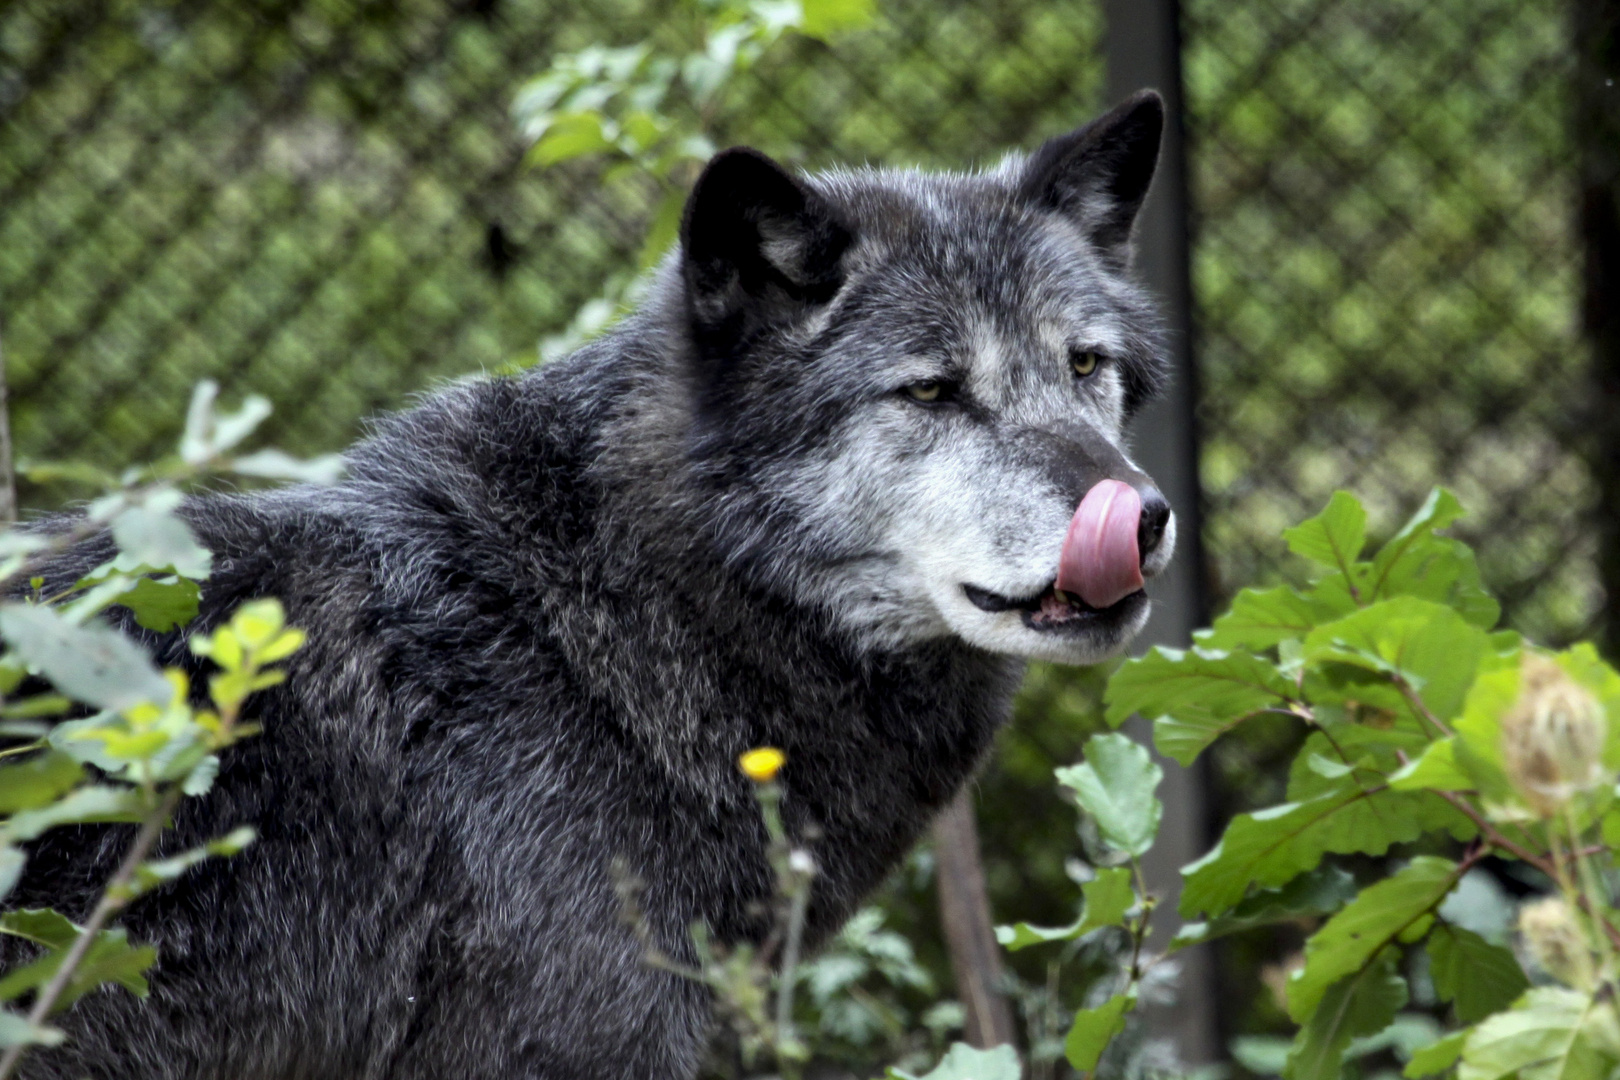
[963,581,1144,631]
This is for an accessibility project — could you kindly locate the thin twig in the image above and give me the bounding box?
[0,787,182,1080]
[1434,789,1620,950]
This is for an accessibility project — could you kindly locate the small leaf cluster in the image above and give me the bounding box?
[511,0,876,361]
[1083,488,1620,1080]
[0,385,328,1072]
[995,731,1166,1074]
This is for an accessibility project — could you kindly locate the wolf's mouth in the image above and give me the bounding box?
[962,581,1145,632]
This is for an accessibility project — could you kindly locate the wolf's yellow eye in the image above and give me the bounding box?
[1070,349,1101,378]
[905,381,943,403]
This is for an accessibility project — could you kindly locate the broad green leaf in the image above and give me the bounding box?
[998,866,1133,950]
[1364,489,1500,629]
[1303,597,1488,726]
[1390,739,1472,792]
[3,785,146,842]
[1459,987,1603,1080]
[0,908,76,949]
[1172,866,1356,949]
[800,0,876,37]
[0,603,172,711]
[0,1006,63,1048]
[110,491,212,580]
[1198,585,1351,651]
[112,575,201,632]
[1451,657,1526,811]
[886,1042,1020,1080]
[1284,952,1408,1080]
[1284,491,1367,573]
[1066,990,1136,1071]
[530,112,615,165]
[1406,1031,1468,1078]
[0,751,82,814]
[1288,857,1460,1023]
[1107,646,1293,765]
[1057,734,1162,856]
[1181,784,1471,918]
[0,921,154,1010]
[1427,922,1529,1023]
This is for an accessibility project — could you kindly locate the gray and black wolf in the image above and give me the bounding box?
[9,91,1176,1078]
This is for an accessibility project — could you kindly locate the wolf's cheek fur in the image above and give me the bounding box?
[775,409,1163,663]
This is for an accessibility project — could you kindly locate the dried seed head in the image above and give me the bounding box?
[1519,895,1592,988]
[1501,654,1608,818]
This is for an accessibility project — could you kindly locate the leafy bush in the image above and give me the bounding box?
[1002,488,1620,1080]
[0,384,336,1076]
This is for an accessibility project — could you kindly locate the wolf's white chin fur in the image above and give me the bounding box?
[924,508,1176,664]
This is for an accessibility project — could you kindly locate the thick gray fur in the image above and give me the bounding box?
[7,91,1174,1079]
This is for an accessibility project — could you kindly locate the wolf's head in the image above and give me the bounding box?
[664,92,1174,665]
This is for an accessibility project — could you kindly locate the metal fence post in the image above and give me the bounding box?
[1104,0,1219,1065]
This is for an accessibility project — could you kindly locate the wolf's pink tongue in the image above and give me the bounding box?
[1056,480,1145,610]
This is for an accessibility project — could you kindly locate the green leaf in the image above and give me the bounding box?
[1288,857,1460,1023]
[1284,952,1408,1080]
[1406,1031,1468,1078]
[886,1042,1021,1080]
[0,603,172,712]
[998,866,1134,950]
[1303,597,1488,726]
[3,785,146,842]
[0,908,77,950]
[1198,585,1351,651]
[1066,990,1136,1071]
[0,751,82,814]
[230,450,345,485]
[111,575,201,632]
[0,1006,63,1048]
[1365,489,1500,629]
[799,0,876,37]
[1390,739,1472,792]
[1180,784,1471,918]
[1459,987,1603,1080]
[1427,923,1529,1024]
[1284,491,1367,573]
[0,920,154,1010]
[110,491,212,580]
[529,112,615,165]
[1172,866,1356,949]
[1056,733,1162,856]
[125,826,255,900]
[1107,646,1294,765]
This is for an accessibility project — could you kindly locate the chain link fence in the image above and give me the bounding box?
[1185,0,1596,648]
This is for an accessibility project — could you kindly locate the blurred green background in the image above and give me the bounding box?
[0,0,1597,1072]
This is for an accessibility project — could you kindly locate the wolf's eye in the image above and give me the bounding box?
[904,380,945,403]
[1070,349,1102,378]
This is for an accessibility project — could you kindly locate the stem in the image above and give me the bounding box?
[1435,789,1620,950]
[0,327,15,527]
[1392,675,1455,739]
[0,740,44,760]
[0,787,182,1080]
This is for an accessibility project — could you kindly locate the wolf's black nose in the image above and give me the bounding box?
[1138,489,1170,558]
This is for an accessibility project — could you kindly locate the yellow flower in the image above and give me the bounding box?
[738,747,786,783]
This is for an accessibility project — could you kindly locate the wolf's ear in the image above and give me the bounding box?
[1019,90,1163,262]
[680,148,851,350]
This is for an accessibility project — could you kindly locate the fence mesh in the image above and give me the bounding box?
[1184,0,1596,647]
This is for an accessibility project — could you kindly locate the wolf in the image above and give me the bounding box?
[8,90,1176,1078]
